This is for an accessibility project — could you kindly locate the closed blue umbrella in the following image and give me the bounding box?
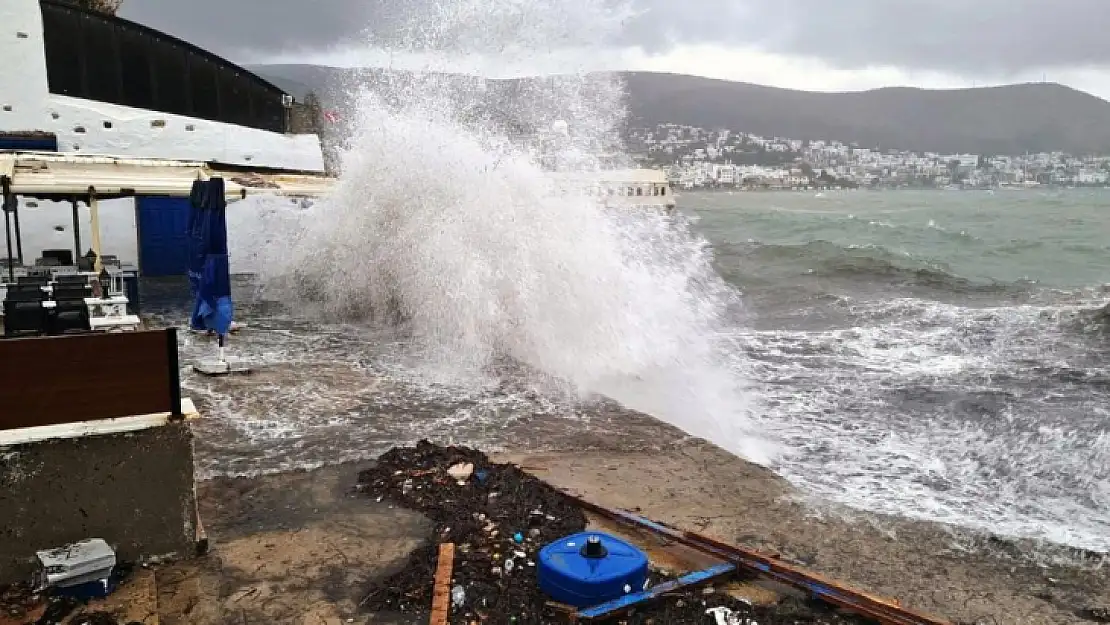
[187,179,207,331]
[189,177,233,338]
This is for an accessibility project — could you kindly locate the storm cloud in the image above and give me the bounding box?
[623,0,1110,75]
[119,0,1110,75]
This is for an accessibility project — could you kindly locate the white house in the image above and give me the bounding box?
[1,0,326,272]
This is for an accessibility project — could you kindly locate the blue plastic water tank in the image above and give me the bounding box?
[537,532,649,608]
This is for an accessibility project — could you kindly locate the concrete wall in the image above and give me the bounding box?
[0,422,198,585]
[0,0,325,173]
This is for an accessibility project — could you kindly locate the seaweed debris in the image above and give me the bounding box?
[356,441,876,625]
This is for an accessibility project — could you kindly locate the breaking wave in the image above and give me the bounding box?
[234,0,769,461]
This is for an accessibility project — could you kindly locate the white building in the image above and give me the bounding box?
[1,0,326,272]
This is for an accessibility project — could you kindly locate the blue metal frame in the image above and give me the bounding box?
[577,563,737,620]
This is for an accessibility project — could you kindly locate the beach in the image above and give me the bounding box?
[132,426,1106,624]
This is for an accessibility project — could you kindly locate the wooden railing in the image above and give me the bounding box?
[0,328,181,431]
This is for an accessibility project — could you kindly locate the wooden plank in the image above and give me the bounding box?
[0,329,179,431]
[0,398,198,447]
[429,543,455,625]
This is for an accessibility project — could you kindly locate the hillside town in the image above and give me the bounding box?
[627,123,1110,190]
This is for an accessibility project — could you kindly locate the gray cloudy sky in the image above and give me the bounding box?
[119,0,1110,94]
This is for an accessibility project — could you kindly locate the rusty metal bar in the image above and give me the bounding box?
[561,490,951,625]
[577,563,736,620]
[430,542,455,625]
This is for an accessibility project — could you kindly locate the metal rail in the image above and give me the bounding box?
[576,563,737,620]
[560,490,951,625]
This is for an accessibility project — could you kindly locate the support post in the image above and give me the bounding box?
[11,193,22,266]
[71,196,82,262]
[88,187,103,274]
[2,177,13,282]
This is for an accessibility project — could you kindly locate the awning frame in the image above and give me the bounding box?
[0,151,337,282]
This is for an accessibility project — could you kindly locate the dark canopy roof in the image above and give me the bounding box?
[38,0,293,133]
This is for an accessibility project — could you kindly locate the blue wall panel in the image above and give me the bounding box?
[0,136,58,151]
[137,197,190,277]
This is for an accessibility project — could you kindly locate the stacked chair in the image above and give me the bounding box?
[16,274,49,287]
[50,282,92,335]
[2,276,92,338]
[3,284,49,337]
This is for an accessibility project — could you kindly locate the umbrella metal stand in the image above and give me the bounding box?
[193,333,252,377]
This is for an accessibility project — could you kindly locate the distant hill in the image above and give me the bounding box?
[249,65,1110,155]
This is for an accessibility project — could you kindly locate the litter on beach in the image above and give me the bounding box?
[355,440,946,625]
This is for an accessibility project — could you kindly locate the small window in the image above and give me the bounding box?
[661,187,667,196]
[636,187,643,196]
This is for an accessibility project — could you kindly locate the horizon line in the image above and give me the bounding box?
[246,64,1094,98]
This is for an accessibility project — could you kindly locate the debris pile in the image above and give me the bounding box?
[0,553,135,625]
[356,440,587,622]
[355,441,876,625]
[0,582,132,625]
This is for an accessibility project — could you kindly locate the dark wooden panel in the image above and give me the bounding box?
[39,0,290,133]
[0,329,179,431]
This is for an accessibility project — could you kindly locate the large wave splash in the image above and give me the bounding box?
[235,0,772,462]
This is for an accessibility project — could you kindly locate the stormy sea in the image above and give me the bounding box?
[138,187,1110,558]
[137,0,1109,558]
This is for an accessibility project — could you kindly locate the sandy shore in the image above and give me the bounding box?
[117,436,1107,625]
[497,443,1109,625]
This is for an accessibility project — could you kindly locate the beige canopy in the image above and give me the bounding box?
[0,151,336,274]
[0,151,336,200]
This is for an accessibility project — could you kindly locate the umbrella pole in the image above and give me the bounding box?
[88,189,103,274]
[2,177,14,282]
[71,197,82,263]
[12,194,23,266]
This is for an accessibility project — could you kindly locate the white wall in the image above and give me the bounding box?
[0,0,326,173]
[0,0,330,267]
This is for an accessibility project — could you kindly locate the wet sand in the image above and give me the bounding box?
[140,436,1108,625]
[497,442,1110,625]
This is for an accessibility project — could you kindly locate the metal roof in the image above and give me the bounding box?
[0,151,336,200]
[39,0,291,99]
[545,168,671,184]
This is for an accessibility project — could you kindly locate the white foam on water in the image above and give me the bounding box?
[734,297,1110,552]
[231,0,771,464]
[204,0,1109,558]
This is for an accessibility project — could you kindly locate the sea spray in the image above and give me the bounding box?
[234,0,773,463]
